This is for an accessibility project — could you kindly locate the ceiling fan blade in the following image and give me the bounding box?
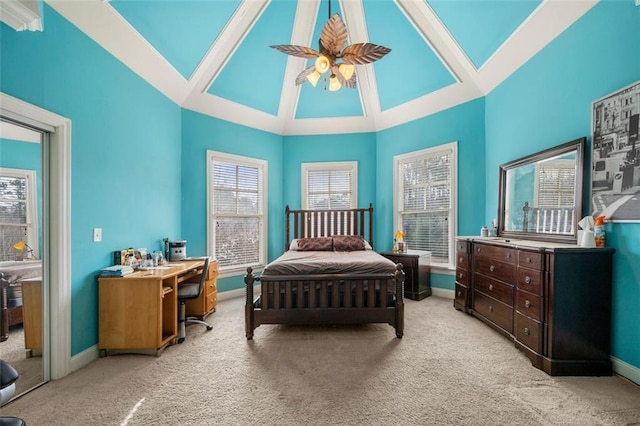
[332,65,357,89]
[341,43,391,65]
[270,45,320,59]
[320,14,348,55]
[295,66,316,86]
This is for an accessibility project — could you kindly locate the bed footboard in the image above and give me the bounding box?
[244,264,404,340]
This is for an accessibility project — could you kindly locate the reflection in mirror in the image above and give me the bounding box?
[0,119,45,401]
[498,137,586,243]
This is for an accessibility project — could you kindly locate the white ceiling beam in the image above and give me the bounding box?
[46,0,188,105]
[186,0,270,98]
[476,0,598,94]
[0,0,42,31]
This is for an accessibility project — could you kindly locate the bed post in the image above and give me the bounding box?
[367,203,374,248]
[285,205,291,251]
[244,267,255,340]
[395,263,405,338]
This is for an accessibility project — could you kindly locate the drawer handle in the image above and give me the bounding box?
[506,253,511,259]
[524,327,530,336]
[490,265,495,272]
[526,257,532,263]
[459,257,463,263]
[488,305,493,312]
[525,300,531,308]
[525,276,531,284]
[458,272,463,279]
[477,247,482,253]
[488,284,494,291]
[457,291,462,297]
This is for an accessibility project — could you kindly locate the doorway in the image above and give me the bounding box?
[0,119,48,397]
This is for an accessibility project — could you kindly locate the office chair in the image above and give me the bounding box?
[177,256,213,343]
[0,359,26,426]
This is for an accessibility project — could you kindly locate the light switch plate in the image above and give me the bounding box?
[93,227,102,242]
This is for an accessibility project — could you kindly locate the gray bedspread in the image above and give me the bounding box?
[262,250,396,276]
[0,260,42,284]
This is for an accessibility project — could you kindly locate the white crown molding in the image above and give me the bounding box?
[476,0,598,94]
[0,0,42,31]
[46,0,187,105]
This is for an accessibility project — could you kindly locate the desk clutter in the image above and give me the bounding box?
[97,257,219,356]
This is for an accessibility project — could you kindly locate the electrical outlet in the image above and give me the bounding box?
[93,227,102,242]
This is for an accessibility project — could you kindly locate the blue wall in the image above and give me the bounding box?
[0,138,42,255]
[486,0,640,369]
[1,5,183,355]
[181,109,283,292]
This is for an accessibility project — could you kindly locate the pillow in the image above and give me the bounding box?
[296,237,333,251]
[332,235,366,251]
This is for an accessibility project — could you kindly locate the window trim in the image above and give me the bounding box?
[393,141,458,269]
[0,167,39,259]
[207,150,268,278]
[301,161,357,209]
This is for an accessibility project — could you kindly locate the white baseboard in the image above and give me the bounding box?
[431,287,454,299]
[218,285,261,301]
[70,344,99,373]
[612,356,640,386]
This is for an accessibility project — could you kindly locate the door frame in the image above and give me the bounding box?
[1,92,71,380]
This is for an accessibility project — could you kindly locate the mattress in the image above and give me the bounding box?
[261,250,397,276]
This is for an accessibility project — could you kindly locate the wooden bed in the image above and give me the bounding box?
[244,204,405,340]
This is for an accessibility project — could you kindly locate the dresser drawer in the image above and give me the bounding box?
[516,267,543,295]
[456,252,469,270]
[474,243,515,263]
[474,257,515,283]
[518,250,542,270]
[456,240,469,253]
[455,268,469,286]
[515,313,543,353]
[474,273,513,306]
[515,289,543,322]
[473,291,513,333]
[454,283,468,311]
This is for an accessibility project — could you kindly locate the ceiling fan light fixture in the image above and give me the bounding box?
[306,70,321,87]
[338,63,354,81]
[329,74,341,92]
[315,55,331,74]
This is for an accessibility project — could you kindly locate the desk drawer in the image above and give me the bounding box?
[206,292,217,313]
[473,291,513,334]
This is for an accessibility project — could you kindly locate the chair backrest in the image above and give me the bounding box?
[196,256,211,293]
[179,257,210,300]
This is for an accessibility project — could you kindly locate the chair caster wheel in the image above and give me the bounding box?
[206,325,213,331]
[177,337,185,344]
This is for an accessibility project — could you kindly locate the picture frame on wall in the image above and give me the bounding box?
[590,80,640,222]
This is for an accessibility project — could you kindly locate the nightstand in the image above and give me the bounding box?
[381,251,432,300]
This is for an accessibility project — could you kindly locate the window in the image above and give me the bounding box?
[534,159,576,208]
[302,161,357,209]
[208,151,267,276]
[0,168,38,261]
[394,142,457,268]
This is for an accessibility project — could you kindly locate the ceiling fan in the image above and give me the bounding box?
[270,4,391,92]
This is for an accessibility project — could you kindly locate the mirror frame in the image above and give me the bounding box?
[497,137,586,244]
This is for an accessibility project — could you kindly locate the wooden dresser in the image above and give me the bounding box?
[454,237,615,376]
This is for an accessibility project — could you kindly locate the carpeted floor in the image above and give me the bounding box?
[2,296,640,425]
[0,325,44,396]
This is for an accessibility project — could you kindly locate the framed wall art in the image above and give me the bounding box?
[590,80,640,222]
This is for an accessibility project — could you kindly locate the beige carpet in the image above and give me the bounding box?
[2,296,640,425]
[0,325,44,396]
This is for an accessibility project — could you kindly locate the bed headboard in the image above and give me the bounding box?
[285,203,374,251]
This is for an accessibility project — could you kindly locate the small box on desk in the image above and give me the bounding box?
[113,249,134,266]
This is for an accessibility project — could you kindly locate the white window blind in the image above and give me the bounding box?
[395,143,457,267]
[302,162,357,210]
[535,160,576,208]
[0,168,37,261]
[209,152,267,273]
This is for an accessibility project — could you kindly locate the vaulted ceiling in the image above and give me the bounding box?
[47,0,597,135]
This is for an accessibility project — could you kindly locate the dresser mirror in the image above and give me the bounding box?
[498,137,586,243]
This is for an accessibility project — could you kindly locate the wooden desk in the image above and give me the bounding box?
[98,259,217,356]
[22,277,42,357]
